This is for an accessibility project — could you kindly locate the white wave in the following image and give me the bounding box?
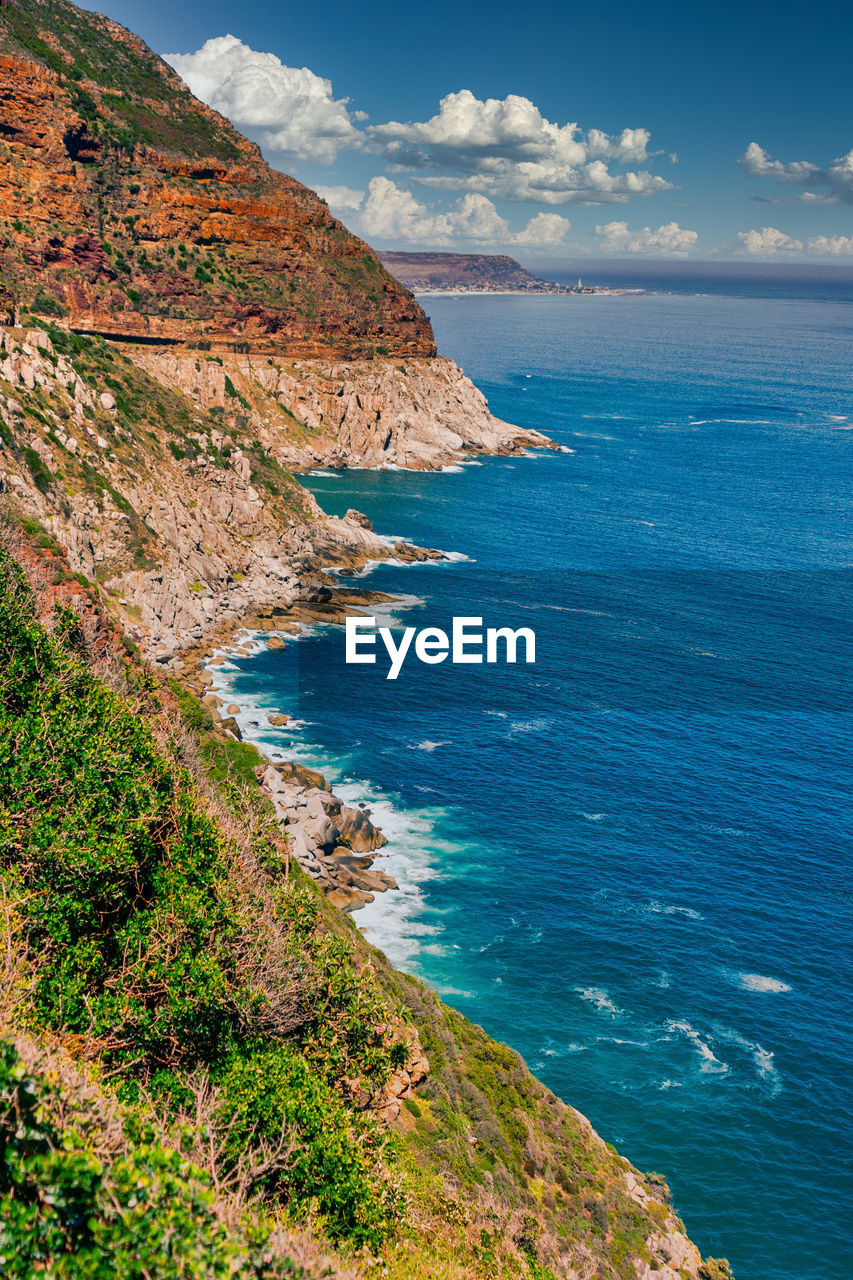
[645,901,703,921]
[732,971,792,994]
[374,531,412,548]
[574,986,624,1018]
[559,445,576,453]
[713,1025,783,1093]
[507,716,553,735]
[410,740,450,752]
[581,812,606,821]
[366,594,426,629]
[688,418,776,427]
[665,1020,729,1075]
[308,469,340,477]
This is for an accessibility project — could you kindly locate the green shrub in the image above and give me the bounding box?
[0,551,401,1245]
[0,1039,300,1279]
[32,288,67,317]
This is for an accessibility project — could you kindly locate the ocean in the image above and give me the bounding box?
[210,284,852,1279]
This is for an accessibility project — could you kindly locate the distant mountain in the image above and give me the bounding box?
[379,251,570,293]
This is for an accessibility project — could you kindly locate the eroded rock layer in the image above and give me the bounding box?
[0,0,435,358]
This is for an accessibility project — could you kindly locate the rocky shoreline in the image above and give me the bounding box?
[185,576,422,914]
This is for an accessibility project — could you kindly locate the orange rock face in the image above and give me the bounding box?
[0,0,436,358]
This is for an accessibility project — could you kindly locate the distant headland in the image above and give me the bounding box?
[378,251,606,294]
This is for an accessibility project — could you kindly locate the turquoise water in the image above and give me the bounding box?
[213,290,852,1278]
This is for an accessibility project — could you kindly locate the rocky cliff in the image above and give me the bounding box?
[128,345,552,471]
[0,0,434,358]
[0,3,732,1277]
[0,323,450,656]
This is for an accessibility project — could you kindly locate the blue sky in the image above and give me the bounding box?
[90,0,853,261]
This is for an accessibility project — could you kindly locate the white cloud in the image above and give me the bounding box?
[513,212,571,247]
[165,44,671,211]
[594,220,699,255]
[330,178,570,249]
[314,185,365,211]
[738,141,853,205]
[357,177,455,243]
[165,35,360,164]
[806,234,853,255]
[731,226,804,255]
[368,90,671,205]
[738,142,821,185]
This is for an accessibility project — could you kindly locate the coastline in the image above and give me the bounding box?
[194,554,451,929]
[412,287,645,297]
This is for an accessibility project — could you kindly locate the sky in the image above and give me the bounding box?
[87,0,853,263]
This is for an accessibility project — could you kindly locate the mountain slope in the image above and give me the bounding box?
[0,538,732,1280]
[0,0,434,357]
[0,2,731,1276]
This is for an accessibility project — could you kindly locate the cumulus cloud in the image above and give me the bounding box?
[367,90,671,205]
[738,142,821,185]
[806,234,853,255]
[594,220,699,255]
[738,141,853,204]
[165,42,671,211]
[731,226,804,255]
[165,35,360,163]
[513,212,572,246]
[314,185,365,211]
[325,177,570,249]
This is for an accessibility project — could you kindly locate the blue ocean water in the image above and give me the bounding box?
[213,289,852,1279]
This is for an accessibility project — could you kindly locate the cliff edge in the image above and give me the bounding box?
[0,2,730,1277]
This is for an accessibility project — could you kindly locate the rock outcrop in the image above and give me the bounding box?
[128,346,554,470]
[0,0,434,359]
[0,325,447,656]
[257,761,397,912]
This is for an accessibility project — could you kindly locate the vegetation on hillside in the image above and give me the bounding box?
[0,0,433,359]
[0,323,313,584]
[1,0,242,159]
[0,533,733,1278]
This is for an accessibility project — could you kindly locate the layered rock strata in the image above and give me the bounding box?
[0,0,434,358]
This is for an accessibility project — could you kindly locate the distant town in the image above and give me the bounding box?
[378,252,629,295]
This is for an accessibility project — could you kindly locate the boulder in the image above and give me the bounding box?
[326,886,374,913]
[274,760,329,791]
[349,867,398,893]
[338,803,387,852]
